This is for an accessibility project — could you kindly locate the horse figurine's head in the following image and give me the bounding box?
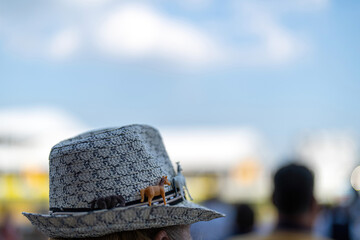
[176,162,183,173]
[160,176,171,186]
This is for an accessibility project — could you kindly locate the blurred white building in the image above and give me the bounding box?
[0,107,86,172]
[161,127,272,201]
[0,108,272,201]
[4,107,357,202]
[296,131,359,202]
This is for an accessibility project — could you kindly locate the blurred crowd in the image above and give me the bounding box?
[0,212,45,240]
[1,162,360,240]
[191,162,360,240]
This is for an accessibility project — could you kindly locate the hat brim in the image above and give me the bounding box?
[23,200,225,238]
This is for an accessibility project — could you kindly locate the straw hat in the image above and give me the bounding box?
[23,124,224,238]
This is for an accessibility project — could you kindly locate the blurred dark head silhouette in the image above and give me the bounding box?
[233,203,255,235]
[272,163,315,217]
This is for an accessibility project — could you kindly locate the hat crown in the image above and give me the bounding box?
[49,124,175,209]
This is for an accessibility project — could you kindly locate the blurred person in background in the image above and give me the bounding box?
[348,188,360,240]
[315,188,360,240]
[231,203,255,237]
[330,205,351,240]
[191,196,236,240]
[190,174,236,240]
[230,163,331,240]
[0,212,19,240]
[313,204,333,239]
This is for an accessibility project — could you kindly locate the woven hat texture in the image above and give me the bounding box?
[23,124,224,238]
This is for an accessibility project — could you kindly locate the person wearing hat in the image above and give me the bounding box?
[23,124,224,239]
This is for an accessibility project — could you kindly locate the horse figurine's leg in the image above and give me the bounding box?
[148,193,154,206]
[179,184,186,200]
[160,188,166,205]
[140,189,145,203]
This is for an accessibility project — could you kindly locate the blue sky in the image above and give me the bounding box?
[0,0,359,155]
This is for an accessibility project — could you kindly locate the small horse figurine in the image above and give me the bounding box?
[140,176,171,206]
[173,162,193,200]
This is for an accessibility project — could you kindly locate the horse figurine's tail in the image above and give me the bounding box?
[185,184,193,201]
[140,189,145,203]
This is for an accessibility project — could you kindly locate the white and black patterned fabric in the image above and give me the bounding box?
[23,124,224,238]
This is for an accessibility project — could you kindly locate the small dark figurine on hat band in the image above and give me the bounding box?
[90,195,125,210]
[140,176,171,206]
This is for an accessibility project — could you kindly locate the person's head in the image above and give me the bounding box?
[234,203,255,235]
[23,125,224,239]
[272,163,317,226]
[51,225,191,240]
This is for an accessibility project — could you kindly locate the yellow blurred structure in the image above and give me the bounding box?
[0,170,49,225]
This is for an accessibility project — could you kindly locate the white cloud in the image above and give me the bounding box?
[230,1,308,66]
[0,0,328,68]
[97,4,222,65]
[48,28,81,60]
[60,0,111,8]
[178,0,329,12]
[291,0,329,11]
[174,0,212,11]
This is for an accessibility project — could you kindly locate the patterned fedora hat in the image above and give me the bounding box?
[23,124,224,238]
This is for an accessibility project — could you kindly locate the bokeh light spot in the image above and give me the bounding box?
[350,166,360,191]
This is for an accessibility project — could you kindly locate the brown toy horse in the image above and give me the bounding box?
[140,176,171,206]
